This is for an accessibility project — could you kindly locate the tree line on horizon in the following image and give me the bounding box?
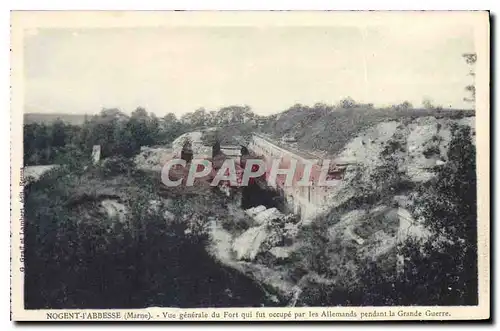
[23,89,474,167]
[23,105,260,166]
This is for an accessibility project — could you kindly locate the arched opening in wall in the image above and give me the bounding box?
[241,182,286,212]
[240,149,287,213]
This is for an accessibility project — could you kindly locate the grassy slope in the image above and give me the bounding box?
[259,107,475,155]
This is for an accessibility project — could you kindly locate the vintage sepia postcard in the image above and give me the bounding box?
[10,11,490,321]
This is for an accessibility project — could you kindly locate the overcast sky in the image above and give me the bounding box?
[23,24,475,116]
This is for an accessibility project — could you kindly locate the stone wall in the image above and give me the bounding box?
[248,134,333,221]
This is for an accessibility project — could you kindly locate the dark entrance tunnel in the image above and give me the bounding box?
[241,181,286,212]
[238,145,288,212]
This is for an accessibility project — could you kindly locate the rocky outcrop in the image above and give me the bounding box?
[233,226,270,260]
[24,165,60,182]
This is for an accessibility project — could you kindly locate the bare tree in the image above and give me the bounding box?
[462,53,477,105]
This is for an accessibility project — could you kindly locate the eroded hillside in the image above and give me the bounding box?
[259,105,474,155]
[211,114,477,306]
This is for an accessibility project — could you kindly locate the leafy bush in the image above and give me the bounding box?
[99,156,137,177]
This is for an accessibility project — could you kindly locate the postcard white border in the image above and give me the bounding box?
[10,10,490,321]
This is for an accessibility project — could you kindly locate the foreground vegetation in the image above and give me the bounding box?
[23,102,478,307]
[24,161,276,308]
